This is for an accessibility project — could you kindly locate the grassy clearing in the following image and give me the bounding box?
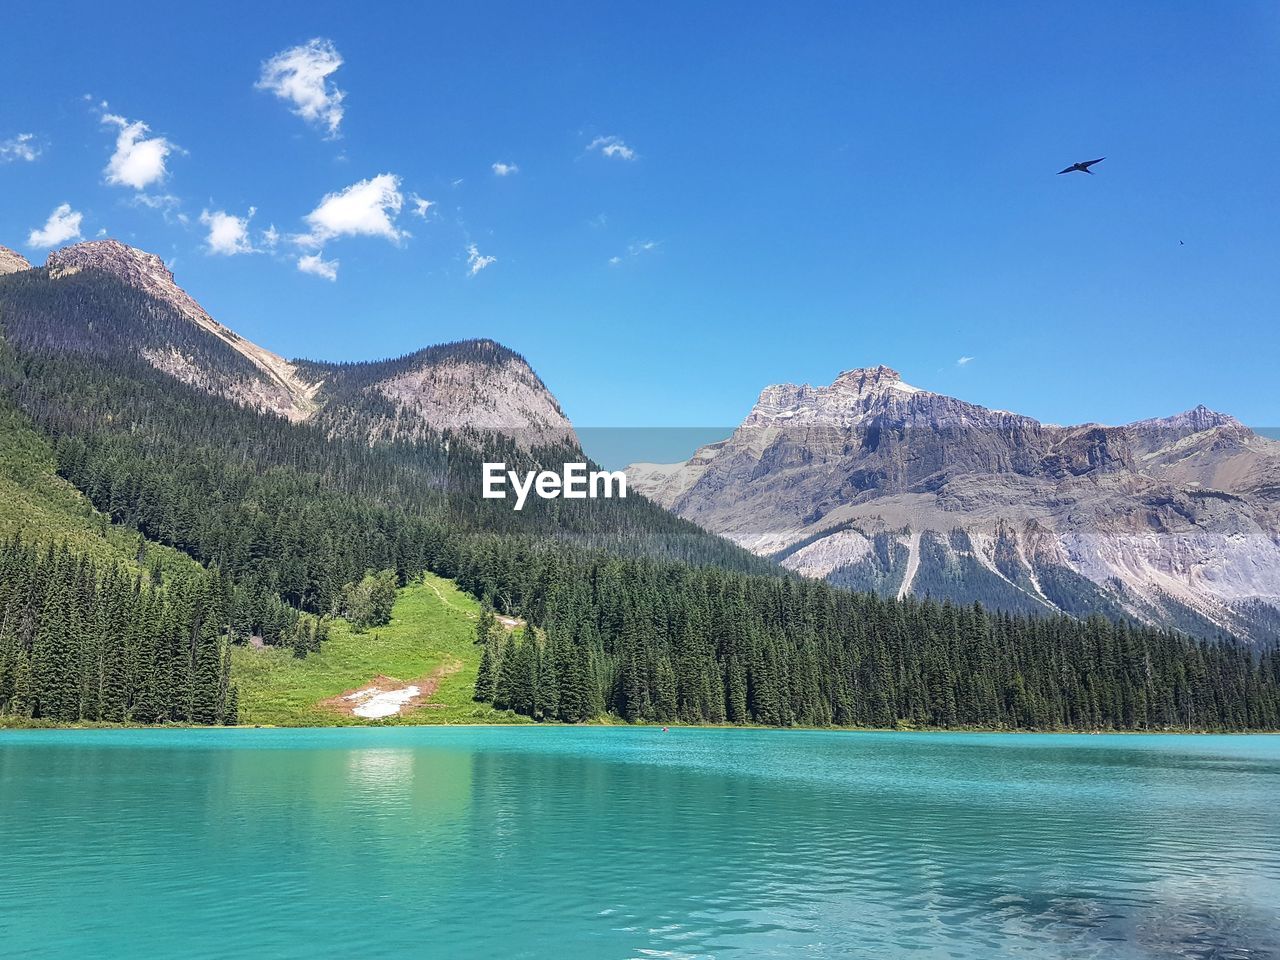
[231,572,528,726]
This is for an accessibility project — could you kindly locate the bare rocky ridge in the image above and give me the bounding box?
[26,239,575,449]
[367,351,576,448]
[628,367,1280,642]
[0,244,31,276]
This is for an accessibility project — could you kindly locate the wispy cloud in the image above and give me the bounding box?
[102,112,177,190]
[257,38,346,137]
[0,133,41,162]
[200,207,257,255]
[296,173,405,247]
[466,243,495,276]
[409,193,435,218]
[28,203,83,248]
[132,192,186,225]
[956,356,974,367]
[491,162,520,177]
[586,135,636,161]
[297,251,339,280]
[610,239,660,264]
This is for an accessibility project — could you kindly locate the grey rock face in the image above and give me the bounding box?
[0,244,31,276]
[629,367,1280,642]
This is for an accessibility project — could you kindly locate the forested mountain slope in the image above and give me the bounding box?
[5,240,574,446]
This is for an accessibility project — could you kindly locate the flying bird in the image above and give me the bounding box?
[1058,157,1105,175]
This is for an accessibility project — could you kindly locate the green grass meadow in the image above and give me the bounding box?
[231,573,528,726]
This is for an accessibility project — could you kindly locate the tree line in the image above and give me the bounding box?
[0,538,237,723]
[462,542,1280,731]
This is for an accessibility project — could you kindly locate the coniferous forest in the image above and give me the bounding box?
[461,548,1280,730]
[1,264,1279,728]
[0,538,237,723]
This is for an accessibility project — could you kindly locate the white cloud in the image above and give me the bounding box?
[102,113,177,190]
[257,38,346,137]
[466,243,495,276]
[0,133,40,162]
[587,135,636,161]
[298,252,339,280]
[27,203,83,248]
[297,173,405,247]
[409,193,434,218]
[261,224,281,249]
[200,207,256,255]
[491,162,519,177]
[608,256,622,266]
[956,356,974,367]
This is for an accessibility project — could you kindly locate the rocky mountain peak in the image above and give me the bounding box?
[45,242,214,335]
[1134,404,1242,434]
[46,239,170,284]
[1127,404,1248,457]
[0,244,31,276]
[43,239,321,421]
[746,364,1001,433]
[831,365,916,394]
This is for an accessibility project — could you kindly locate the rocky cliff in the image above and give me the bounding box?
[629,366,1280,642]
[0,244,30,276]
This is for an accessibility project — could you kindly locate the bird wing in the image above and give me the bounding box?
[1056,165,1076,174]
[1082,157,1105,168]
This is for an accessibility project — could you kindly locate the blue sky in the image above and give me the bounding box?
[2,1,1278,441]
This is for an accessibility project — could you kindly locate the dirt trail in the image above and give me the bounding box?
[426,579,524,630]
[426,579,475,619]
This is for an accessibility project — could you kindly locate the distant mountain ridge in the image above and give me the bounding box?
[0,239,574,448]
[628,365,1280,643]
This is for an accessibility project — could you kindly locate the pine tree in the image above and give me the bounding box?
[494,633,519,710]
[474,636,499,702]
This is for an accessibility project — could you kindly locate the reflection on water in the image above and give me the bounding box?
[345,747,415,790]
[1,729,1278,959]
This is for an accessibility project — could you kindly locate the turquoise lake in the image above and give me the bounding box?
[2,728,1278,959]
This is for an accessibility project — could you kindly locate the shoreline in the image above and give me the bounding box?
[3,718,1277,736]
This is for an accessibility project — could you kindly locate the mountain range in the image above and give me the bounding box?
[628,365,1280,643]
[2,236,1278,731]
[3,238,1278,645]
